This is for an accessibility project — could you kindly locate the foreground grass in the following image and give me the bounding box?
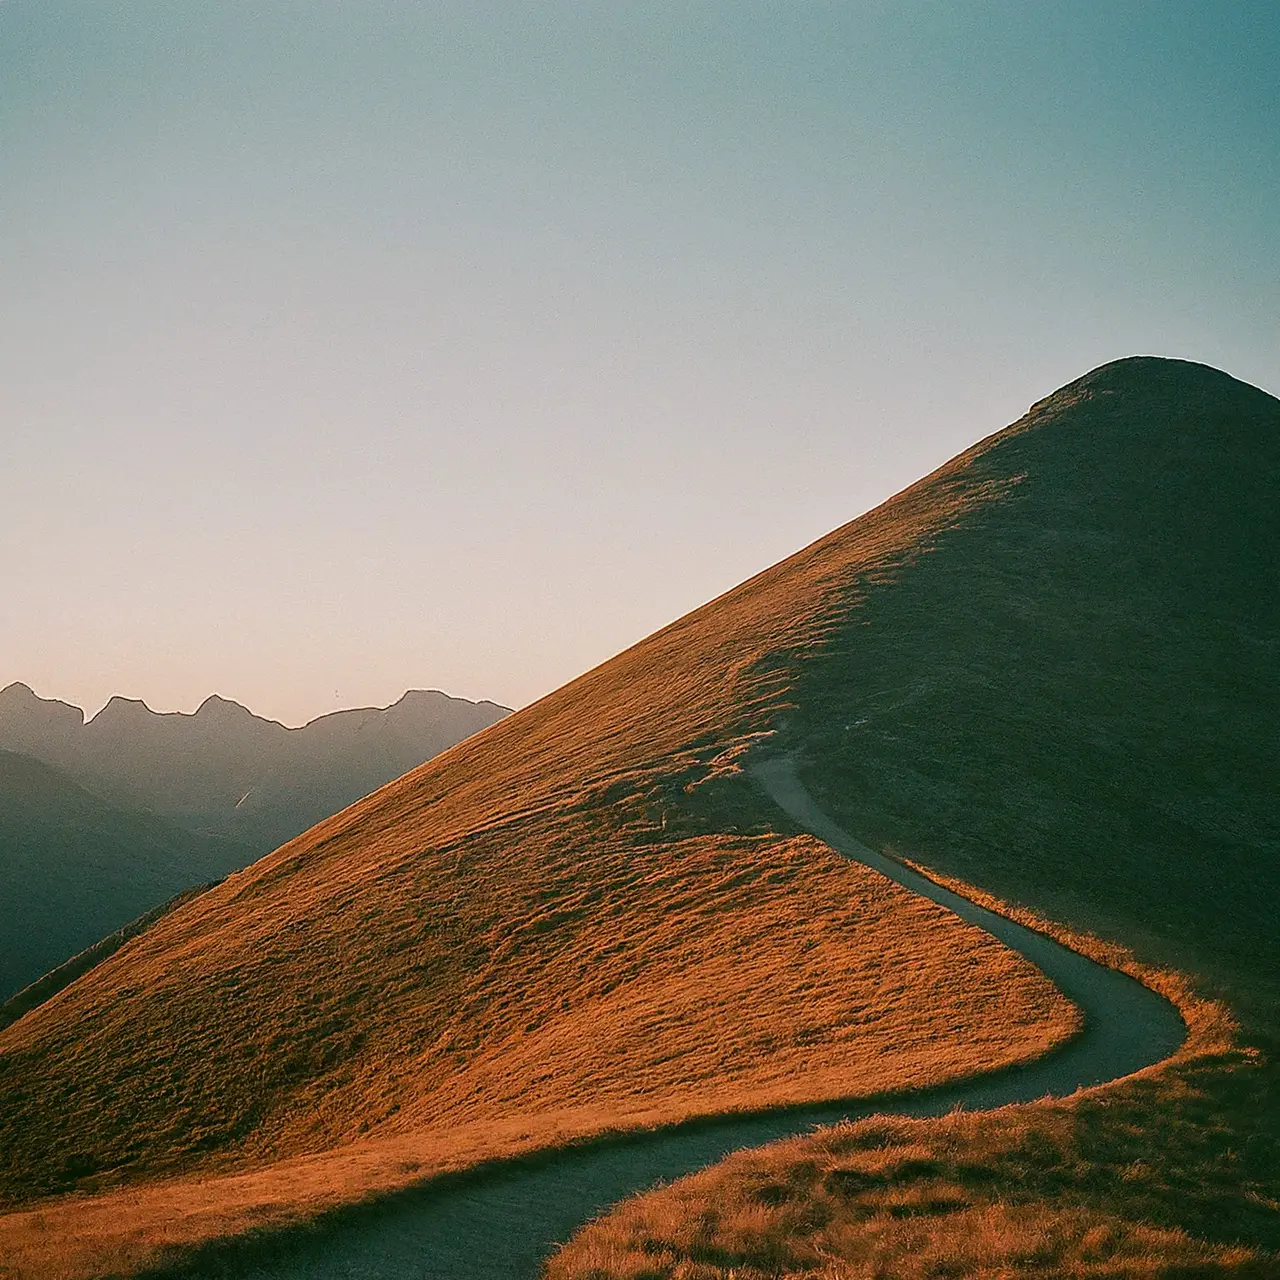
[0,387,1071,1276]
[550,884,1275,1277]
[0,834,1076,1280]
[549,1113,1266,1279]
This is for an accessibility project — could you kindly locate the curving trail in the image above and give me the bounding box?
[168,756,1185,1280]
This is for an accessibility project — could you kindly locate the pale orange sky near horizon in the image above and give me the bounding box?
[4,3,1277,726]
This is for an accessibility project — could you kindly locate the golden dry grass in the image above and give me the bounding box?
[548,880,1263,1278]
[0,393,1072,1276]
[0,839,1076,1280]
[4,356,1275,1278]
[547,1116,1265,1280]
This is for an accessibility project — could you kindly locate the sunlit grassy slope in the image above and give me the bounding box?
[7,355,1273,1278]
[0,365,1093,1276]
[549,356,1280,1276]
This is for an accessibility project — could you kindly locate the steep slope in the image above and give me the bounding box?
[0,685,511,850]
[550,356,1280,1274]
[0,751,250,999]
[5,356,1272,1277]
[0,370,1100,1274]
[793,356,1280,1005]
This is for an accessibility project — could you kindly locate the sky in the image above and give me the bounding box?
[3,1,1277,726]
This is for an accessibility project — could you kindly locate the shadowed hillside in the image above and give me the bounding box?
[0,751,250,999]
[549,356,1280,1275]
[794,356,1280,1008]
[3,356,1276,1277]
[0,685,510,852]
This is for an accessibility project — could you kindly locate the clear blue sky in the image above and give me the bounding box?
[3,1,1277,724]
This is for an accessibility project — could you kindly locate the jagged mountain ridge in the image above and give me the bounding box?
[0,684,511,852]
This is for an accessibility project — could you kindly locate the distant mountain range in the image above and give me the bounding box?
[0,684,509,999]
[0,683,510,852]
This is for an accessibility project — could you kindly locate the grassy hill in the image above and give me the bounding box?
[0,389,1096,1277]
[0,751,251,1000]
[548,356,1280,1275]
[794,356,1279,1011]
[2,355,1275,1277]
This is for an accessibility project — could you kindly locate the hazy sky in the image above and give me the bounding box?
[3,2,1277,725]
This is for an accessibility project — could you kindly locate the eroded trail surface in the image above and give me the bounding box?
[163,757,1184,1280]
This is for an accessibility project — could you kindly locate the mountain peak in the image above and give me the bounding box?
[392,688,455,708]
[195,694,257,721]
[1080,353,1230,382]
[88,696,155,726]
[0,682,85,728]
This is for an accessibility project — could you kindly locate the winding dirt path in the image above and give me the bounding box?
[169,756,1185,1280]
